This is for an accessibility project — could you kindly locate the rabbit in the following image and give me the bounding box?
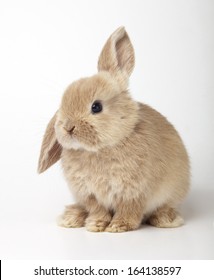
[38,27,190,232]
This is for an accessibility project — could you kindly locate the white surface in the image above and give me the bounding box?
[0,183,214,259]
[0,0,214,259]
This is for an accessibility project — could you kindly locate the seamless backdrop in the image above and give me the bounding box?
[0,0,213,259]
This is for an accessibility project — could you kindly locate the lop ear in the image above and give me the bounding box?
[98,26,135,77]
[38,112,62,174]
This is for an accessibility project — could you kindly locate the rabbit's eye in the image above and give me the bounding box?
[91,101,103,114]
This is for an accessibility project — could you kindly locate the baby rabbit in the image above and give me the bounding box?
[38,27,190,232]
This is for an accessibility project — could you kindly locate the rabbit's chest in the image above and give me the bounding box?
[62,149,141,207]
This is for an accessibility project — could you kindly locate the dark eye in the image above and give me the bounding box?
[91,101,103,114]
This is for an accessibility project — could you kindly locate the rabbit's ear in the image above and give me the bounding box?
[98,27,135,77]
[38,112,62,173]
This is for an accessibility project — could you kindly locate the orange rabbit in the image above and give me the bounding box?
[38,27,190,232]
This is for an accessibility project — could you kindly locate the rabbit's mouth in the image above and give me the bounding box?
[55,123,100,152]
[55,127,84,151]
[66,137,84,150]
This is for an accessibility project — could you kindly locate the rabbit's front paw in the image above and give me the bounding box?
[85,214,112,232]
[57,204,88,228]
[85,219,110,232]
[105,219,139,233]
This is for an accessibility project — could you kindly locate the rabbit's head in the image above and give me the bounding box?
[38,27,139,173]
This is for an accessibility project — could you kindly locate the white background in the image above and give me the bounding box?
[0,0,213,259]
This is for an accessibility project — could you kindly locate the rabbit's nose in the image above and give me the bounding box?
[64,126,75,134]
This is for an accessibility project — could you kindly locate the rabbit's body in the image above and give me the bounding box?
[61,102,189,224]
[38,27,190,232]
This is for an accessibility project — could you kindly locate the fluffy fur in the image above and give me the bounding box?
[38,27,190,232]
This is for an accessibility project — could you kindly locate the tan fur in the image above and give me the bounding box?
[147,206,184,228]
[38,27,190,232]
[58,204,88,228]
[38,112,62,173]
